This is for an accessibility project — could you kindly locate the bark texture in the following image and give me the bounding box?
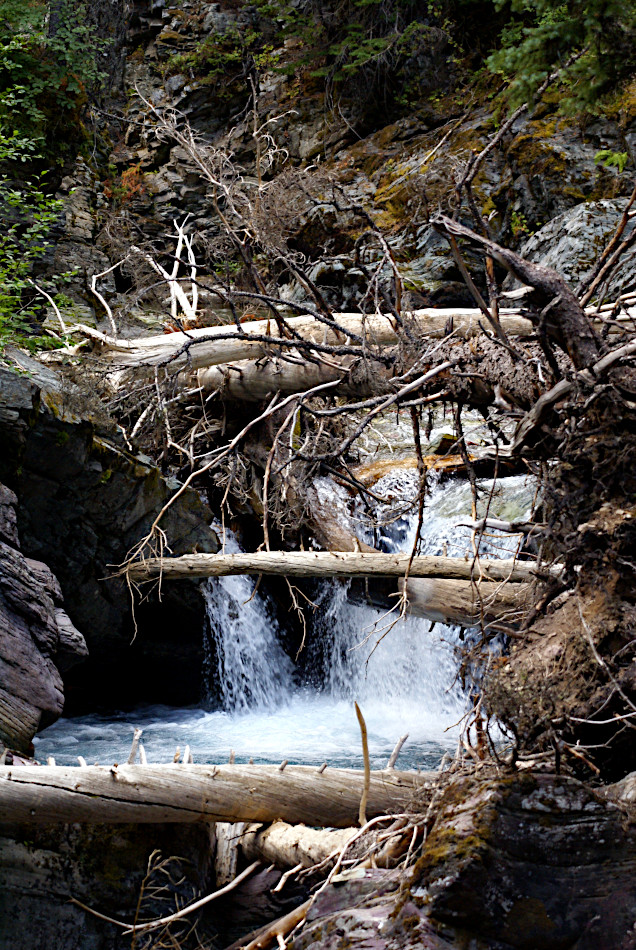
[0,764,431,826]
[126,551,546,583]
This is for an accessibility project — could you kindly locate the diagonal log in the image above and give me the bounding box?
[126,550,550,584]
[432,215,601,369]
[0,764,431,826]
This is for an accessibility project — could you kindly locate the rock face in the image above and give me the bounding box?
[289,772,636,950]
[0,484,87,753]
[510,198,636,297]
[0,355,219,716]
[0,819,215,950]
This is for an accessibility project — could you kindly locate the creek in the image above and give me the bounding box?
[34,473,535,770]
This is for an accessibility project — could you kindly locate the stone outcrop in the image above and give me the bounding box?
[44,0,635,323]
[0,353,219,715]
[288,771,636,950]
[0,484,87,753]
[511,198,636,298]
[0,819,215,950]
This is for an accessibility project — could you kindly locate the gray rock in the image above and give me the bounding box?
[0,822,214,950]
[0,489,87,752]
[0,484,18,547]
[511,199,636,298]
[0,359,219,714]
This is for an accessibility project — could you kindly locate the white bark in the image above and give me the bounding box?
[76,308,531,373]
[402,577,532,626]
[240,821,357,869]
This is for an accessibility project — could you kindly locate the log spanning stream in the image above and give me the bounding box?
[34,473,535,771]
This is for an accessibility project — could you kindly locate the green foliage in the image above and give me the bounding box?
[0,0,104,163]
[0,167,67,353]
[254,0,445,120]
[486,0,636,111]
[166,25,264,97]
[594,149,629,173]
[0,0,102,353]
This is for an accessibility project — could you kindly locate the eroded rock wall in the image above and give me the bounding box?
[0,485,86,753]
[0,354,219,721]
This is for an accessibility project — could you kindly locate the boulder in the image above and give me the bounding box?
[511,198,636,299]
[0,820,215,950]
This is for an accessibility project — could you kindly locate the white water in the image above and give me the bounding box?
[35,472,535,770]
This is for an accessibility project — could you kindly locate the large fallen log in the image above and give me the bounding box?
[0,763,430,826]
[403,577,532,627]
[127,550,548,584]
[76,308,532,372]
[191,354,382,401]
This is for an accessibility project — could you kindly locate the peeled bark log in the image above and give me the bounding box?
[0,764,431,826]
[127,550,548,584]
[305,480,376,554]
[403,577,532,627]
[191,354,384,402]
[79,308,531,373]
[240,821,357,869]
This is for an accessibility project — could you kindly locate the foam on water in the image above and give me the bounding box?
[35,473,535,769]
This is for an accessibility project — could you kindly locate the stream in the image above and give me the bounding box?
[34,472,535,770]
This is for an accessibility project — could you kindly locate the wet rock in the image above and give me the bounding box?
[0,821,215,950]
[0,486,86,753]
[414,772,636,950]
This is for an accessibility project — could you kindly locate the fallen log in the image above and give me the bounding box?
[402,577,532,627]
[240,821,357,869]
[126,550,549,584]
[73,308,532,373]
[0,763,430,826]
[191,354,382,401]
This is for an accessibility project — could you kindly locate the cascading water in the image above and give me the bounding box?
[202,530,293,712]
[34,471,535,769]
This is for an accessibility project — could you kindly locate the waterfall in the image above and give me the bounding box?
[202,530,293,712]
[34,472,535,768]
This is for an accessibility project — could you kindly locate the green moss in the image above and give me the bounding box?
[507,119,567,178]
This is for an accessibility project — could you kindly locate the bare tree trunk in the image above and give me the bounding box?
[0,764,430,826]
[190,355,389,401]
[240,821,357,869]
[78,308,532,373]
[126,550,549,584]
[402,577,532,627]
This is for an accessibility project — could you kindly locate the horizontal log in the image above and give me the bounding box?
[127,550,548,584]
[191,355,374,401]
[0,764,430,826]
[403,577,532,626]
[240,821,356,869]
[77,308,531,372]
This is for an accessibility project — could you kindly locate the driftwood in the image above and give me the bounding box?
[403,577,532,627]
[126,550,549,584]
[240,821,356,869]
[75,308,532,373]
[191,354,382,401]
[0,763,430,826]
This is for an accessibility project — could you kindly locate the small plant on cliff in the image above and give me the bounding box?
[594,149,629,173]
